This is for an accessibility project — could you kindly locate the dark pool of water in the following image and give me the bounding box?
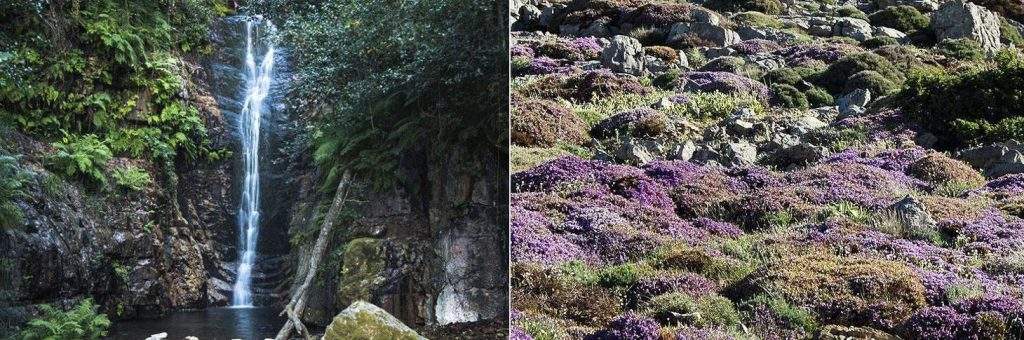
[108,307,285,340]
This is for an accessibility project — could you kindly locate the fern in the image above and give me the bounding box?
[20,298,111,340]
[111,165,152,191]
[47,134,113,186]
[0,151,29,230]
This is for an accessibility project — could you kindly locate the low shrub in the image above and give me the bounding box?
[817,52,904,93]
[862,36,899,48]
[511,97,588,147]
[732,11,783,28]
[837,5,869,20]
[805,86,835,106]
[936,38,986,61]
[844,70,899,96]
[898,51,1024,149]
[771,84,810,109]
[868,5,930,33]
[20,298,110,340]
[705,0,783,15]
[908,152,985,187]
[763,68,803,86]
[590,108,668,140]
[511,263,622,326]
[1000,18,1024,46]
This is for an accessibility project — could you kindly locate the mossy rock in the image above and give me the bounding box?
[323,300,425,340]
[336,238,387,308]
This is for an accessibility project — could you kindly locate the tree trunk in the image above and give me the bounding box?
[275,170,352,340]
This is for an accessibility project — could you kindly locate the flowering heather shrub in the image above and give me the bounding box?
[626,273,718,308]
[832,108,919,143]
[673,326,738,339]
[512,263,623,326]
[729,185,814,230]
[729,39,782,55]
[509,326,533,340]
[525,57,569,75]
[982,174,1024,198]
[731,254,927,330]
[511,203,594,265]
[825,148,926,174]
[692,218,743,238]
[621,2,698,27]
[919,195,987,222]
[901,306,970,339]
[939,209,1024,254]
[787,162,919,209]
[590,108,668,140]
[511,43,536,59]
[587,312,662,340]
[908,152,985,187]
[511,96,588,147]
[524,70,652,103]
[535,37,603,61]
[775,43,862,67]
[675,71,771,102]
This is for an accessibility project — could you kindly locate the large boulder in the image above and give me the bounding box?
[667,22,742,47]
[833,18,874,41]
[601,35,646,75]
[931,0,1002,52]
[323,301,427,340]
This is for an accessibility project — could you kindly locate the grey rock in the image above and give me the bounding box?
[514,4,542,30]
[539,6,558,27]
[838,89,871,117]
[602,35,646,75]
[915,132,938,147]
[932,0,1002,52]
[746,53,787,70]
[956,141,1024,177]
[726,141,758,165]
[833,18,874,41]
[891,195,937,233]
[769,142,829,166]
[616,139,655,165]
[672,140,698,161]
[873,26,908,39]
[667,22,742,47]
[808,17,837,37]
[324,301,427,339]
[789,115,828,135]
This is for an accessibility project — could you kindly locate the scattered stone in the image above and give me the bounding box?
[788,115,828,136]
[672,140,698,161]
[873,26,908,39]
[667,22,742,47]
[932,0,1002,52]
[833,17,874,41]
[820,324,900,340]
[957,141,1024,177]
[145,333,168,340]
[616,139,655,165]
[323,301,426,340]
[601,35,646,75]
[838,89,871,117]
[726,141,758,165]
[891,195,937,233]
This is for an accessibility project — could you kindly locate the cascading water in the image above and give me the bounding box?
[232,17,275,307]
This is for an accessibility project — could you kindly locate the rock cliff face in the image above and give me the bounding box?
[283,141,508,330]
[0,57,238,331]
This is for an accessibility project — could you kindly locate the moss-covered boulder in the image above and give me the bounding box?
[323,300,426,340]
[336,238,387,308]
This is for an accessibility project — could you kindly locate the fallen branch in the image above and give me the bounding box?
[275,170,353,340]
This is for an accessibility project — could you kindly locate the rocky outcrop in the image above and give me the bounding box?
[284,140,507,330]
[601,35,645,75]
[323,301,426,340]
[932,0,1003,52]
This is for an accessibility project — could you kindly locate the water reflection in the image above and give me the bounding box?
[108,307,284,340]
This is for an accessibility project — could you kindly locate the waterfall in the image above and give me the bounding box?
[232,17,275,307]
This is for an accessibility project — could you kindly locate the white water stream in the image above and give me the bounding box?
[232,17,275,307]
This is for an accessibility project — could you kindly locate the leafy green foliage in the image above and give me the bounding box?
[20,298,111,340]
[868,5,930,33]
[0,150,29,230]
[47,134,112,186]
[255,0,506,192]
[112,165,152,191]
[771,84,809,109]
[705,0,783,15]
[936,38,987,62]
[836,5,869,20]
[899,50,1024,149]
[0,0,226,170]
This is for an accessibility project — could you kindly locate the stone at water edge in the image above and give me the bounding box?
[323,300,426,340]
[145,333,168,340]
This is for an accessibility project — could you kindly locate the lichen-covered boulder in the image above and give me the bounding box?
[932,0,1002,52]
[336,238,387,308]
[323,300,426,340]
[601,35,646,75]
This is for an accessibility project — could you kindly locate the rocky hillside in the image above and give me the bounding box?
[510,0,1024,338]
